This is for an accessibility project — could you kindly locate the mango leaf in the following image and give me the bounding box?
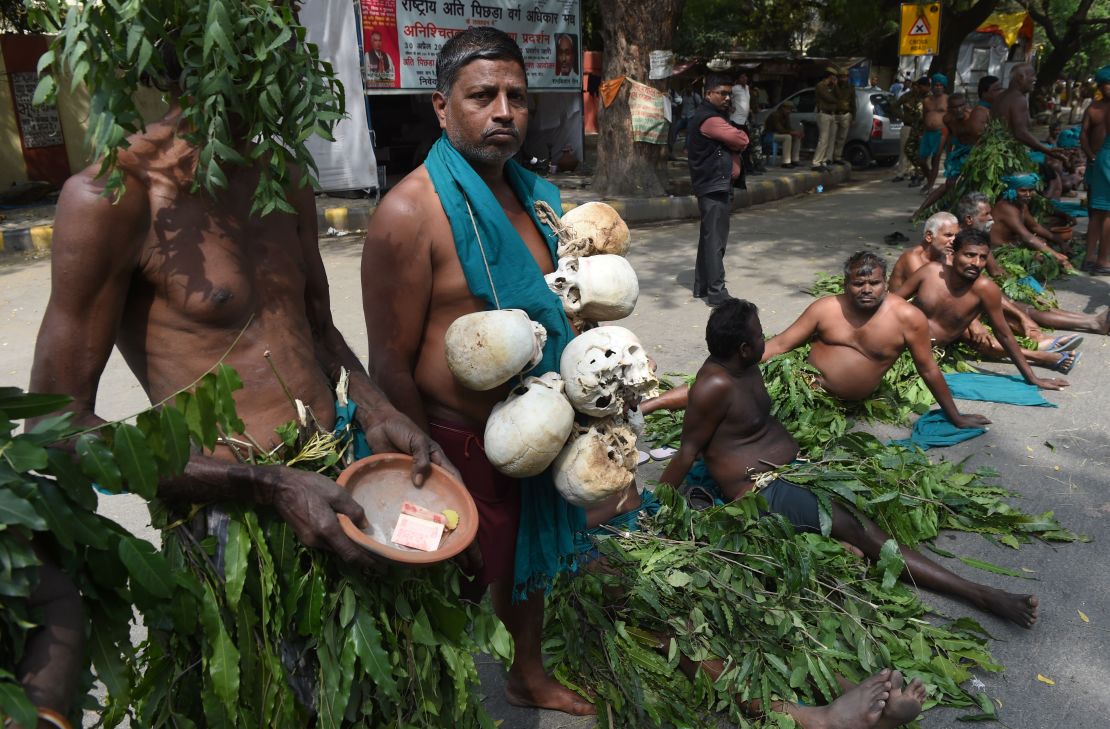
[118,538,175,599]
[0,681,38,729]
[76,433,122,492]
[0,489,47,529]
[113,423,159,499]
[160,405,192,474]
[0,390,71,419]
[2,437,48,473]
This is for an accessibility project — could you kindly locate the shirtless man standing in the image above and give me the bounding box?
[915,93,975,215]
[893,228,1070,390]
[361,28,593,715]
[969,75,1002,137]
[645,252,990,429]
[990,174,1074,266]
[992,63,1067,163]
[28,44,448,727]
[919,74,949,192]
[1080,66,1110,274]
[657,299,1038,635]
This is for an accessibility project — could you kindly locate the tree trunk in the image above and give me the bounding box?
[592,0,685,197]
[927,0,999,85]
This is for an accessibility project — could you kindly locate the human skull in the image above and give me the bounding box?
[552,417,638,507]
[444,309,546,391]
[558,202,631,258]
[545,255,639,324]
[484,373,576,478]
[560,326,656,417]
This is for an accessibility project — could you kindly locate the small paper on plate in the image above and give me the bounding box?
[392,513,445,552]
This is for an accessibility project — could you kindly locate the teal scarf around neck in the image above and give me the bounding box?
[425,134,585,598]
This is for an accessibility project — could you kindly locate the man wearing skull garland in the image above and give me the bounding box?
[361,27,595,716]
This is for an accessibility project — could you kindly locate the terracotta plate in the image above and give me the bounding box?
[335,453,478,565]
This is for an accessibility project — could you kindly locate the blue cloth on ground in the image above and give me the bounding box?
[1016,275,1046,294]
[890,409,986,451]
[424,133,585,599]
[943,372,1056,407]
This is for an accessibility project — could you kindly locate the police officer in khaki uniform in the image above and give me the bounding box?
[832,69,857,165]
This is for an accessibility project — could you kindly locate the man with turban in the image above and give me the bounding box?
[990,173,1074,269]
[1080,66,1110,274]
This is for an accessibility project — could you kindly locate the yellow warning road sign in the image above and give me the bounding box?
[900,3,941,56]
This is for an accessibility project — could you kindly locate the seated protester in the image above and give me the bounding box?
[763,252,989,427]
[893,228,1071,388]
[892,210,1103,373]
[990,173,1074,264]
[646,251,991,428]
[655,298,1038,628]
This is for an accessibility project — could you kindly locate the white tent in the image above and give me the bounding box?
[300,0,378,192]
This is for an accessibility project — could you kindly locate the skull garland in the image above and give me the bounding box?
[534,200,631,260]
[552,416,639,508]
[545,254,640,326]
[558,202,631,259]
[560,326,656,417]
[444,309,547,391]
[484,373,576,478]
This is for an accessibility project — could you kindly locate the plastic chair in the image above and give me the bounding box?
[762,132,781,165]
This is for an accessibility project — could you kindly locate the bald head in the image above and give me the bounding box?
[1010,63,1036,94]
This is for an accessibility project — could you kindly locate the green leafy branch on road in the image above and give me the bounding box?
[546,485,1002,728]
[1,367,507,727]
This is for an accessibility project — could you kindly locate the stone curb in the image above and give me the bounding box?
[0,166,851,258]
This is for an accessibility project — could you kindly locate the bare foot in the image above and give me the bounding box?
[505,674,596,716]
[1097,308,1110,335]
[790,670,891,729]
[874,670,925,728]
[981,589,1038,628]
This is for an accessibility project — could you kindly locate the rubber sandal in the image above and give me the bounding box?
[680,484,716,511]
[1051,351,1080,374]
[1093,266,1110,276]
[636,450,650,466]
[649,446,678,460]
[1043,335,1083,353]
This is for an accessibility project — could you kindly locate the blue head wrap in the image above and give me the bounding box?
[1097,66,1110,85]
[1001,172,1040,201]
[1057,126,1081,149]
[931,73,948,87]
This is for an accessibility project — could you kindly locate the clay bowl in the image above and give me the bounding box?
[335,453,478,565]
[1050,225,1073,243]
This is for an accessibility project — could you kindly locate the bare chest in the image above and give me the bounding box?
[819,314,902,361]
[136,197,308,326]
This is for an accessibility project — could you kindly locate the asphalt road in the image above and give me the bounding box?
[2,169,1107,728]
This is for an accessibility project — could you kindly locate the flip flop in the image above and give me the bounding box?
[636,450,650,466]
[680,484,716,511]
[649,446,678,460]
[1051,350,1080,374]
[1043,334,1083,353]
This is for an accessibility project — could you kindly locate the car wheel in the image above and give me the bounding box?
[845,142,872,168]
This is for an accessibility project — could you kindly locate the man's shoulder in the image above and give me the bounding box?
[377,166,440,218]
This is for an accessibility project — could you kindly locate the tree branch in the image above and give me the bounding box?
[1022,0,1060,46]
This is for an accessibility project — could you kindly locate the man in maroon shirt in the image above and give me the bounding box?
[687,74,749,305]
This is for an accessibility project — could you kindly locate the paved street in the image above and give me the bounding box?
[3,169,1108,727]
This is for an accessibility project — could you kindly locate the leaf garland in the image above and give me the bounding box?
[27,0,345,217]
[1,367,509,726]
[545,485,1003,728]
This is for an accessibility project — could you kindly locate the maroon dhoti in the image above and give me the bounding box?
[428,418,520,600]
